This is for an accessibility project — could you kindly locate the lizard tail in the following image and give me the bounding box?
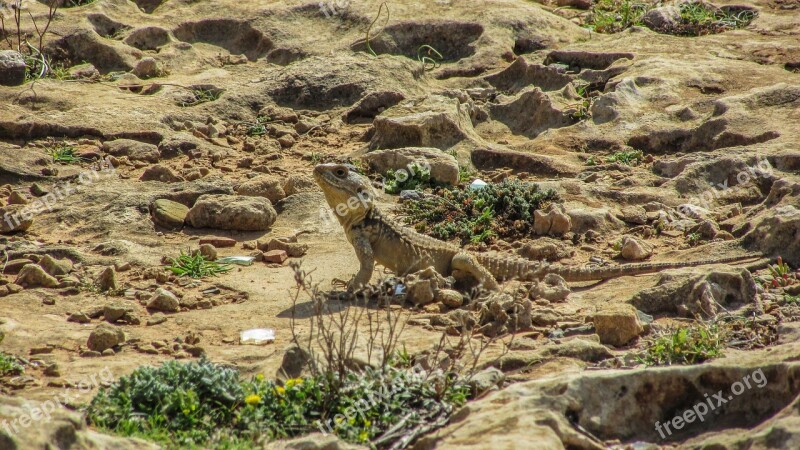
[549,254,764,282]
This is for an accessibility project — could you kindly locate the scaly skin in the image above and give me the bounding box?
[313,163,760,290]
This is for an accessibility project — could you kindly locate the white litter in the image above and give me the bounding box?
[240,328,275,345]
[469,179,488,190]
[216,256,255,266]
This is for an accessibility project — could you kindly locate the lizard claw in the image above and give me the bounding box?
[331,277,351,290]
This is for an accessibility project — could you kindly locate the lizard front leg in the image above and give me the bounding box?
[348,227,375,291]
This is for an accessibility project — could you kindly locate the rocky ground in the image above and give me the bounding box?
[0,0,799,448]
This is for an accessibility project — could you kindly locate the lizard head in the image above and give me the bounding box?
[313,163,375,228]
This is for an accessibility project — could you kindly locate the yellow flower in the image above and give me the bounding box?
[245,394,262,405]
[274,386,286,396]
[358,431,369,442]
[255,373,264,382]
[285,378,303,389]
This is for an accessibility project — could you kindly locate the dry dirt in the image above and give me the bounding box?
[0,0,800,448]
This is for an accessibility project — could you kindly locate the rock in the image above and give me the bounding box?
[0,396,158,449]
[102,348,116,357]
[0,205,34,233]
[531,273,571,302]
[96,267,120,292]
[139,164,184,182]
[406,267,450,306]
[283,175,318,196]
[30,183,48,197]
[488,88,574,138]
[631,267,757,317]
[533,204,572,236]
[0,50,26,86]
[620,205,647,225]
[264,238,308,257]
[642,6,681,32]
[67,312,91,324]
[235,175,286,203]
[186,194,277,231]
[741,180,800,265]
[276,343,314,381]
[264,249,288,264]
[103,302,134,323]
[150,199,189,229]
[619,235,653,261]
[199,236,236,247]
[146,288,180,312]
[133,57,160,79]
[4,258,35,274]
[468,367,505,397]
[362,147,460,185]
[344,90,405,123]
[264,433,365,450]
[436,289,464,308]
[86,323,125,352]
[592,303,645,347]
[38,255,73,277]
[539,338,613,362]
[370,95,481,151]
[277,135,295,148]
[8,191,27,205]
[147,313,167,326]
[198,243,217,260]
[102,139,160,163]
[14,264,58,288]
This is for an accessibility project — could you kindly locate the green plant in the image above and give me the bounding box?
[584,0,651,33]
[585,155,599,166]
[166,251,231,278]
[400,179,560,244]
[246,117,268,137]
[458,165,477,183]
[384,162,432,194]
[606,149,644,165]
[0,352,23,377]
[49,144,83,164]
[639,322,724,366]
[783,294,800,305]
[687,232,702,246]
[676,2,756,35]
[179,88,222,107]
[364,2,389,57]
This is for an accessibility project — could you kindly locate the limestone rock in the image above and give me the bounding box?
[140,164,184,183]
[283,175,318,196]
[406,267,450,306]
[642,6,681,32]
[87,324,125,352]
[96,267,120,292]
[14,264,58,288]
[436,289,464,308]
[0,50,26,86]
[102,139,160,163]
[362,147,460,185]
[619,235,653,261]
[146,288,180,312]
[235,175,286,203]
[592,303,645,347]
[0,205,33,233]
[150,199,189,229]
[533,204,571,236]
[38,255,73,277]
[186,194,277,231]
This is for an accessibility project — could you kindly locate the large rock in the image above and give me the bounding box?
[362,147,460,185]
[488,87,573,138]
[630,267,757,318]
[592,303,645,347]
[641,6,681,32]
[102,139,160,163]
[14,264,58,288]
[186,194,277,231]
[235,175,286,203]
[86,323,125,352]
[619,235,653,261]
[414,356,800,450]
[741,179,800,266]
[150,199,189,229]
[0,205,33,233]
[0,50,26,86]
[146,288,180,312]
[139,164,184,183]
[0,395,157,449]
[38,255,73,277]
[265,433,366,450]
[370,95,481,151]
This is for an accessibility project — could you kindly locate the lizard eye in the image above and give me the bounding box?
[334,168,347,178]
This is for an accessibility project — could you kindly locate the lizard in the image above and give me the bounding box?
[313,163,762,291]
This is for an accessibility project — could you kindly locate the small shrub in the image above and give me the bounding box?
[0,353,23,377]
[245,117,268,137]
[49,145,83,164]
[606,149,644,165]
[639,322,724,366]
[400,179,560,244]
[384,162,432,194]
[178,87,222,107]
[166,251,231,278]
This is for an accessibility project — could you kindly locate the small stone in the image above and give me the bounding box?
[101,348,116,357]
[103,302,132,322]
[0,205,34,233]
[43,363,61,377]
[29,346,53,355]
[67,312,91,324]
[199,236,236,248]
[133,57,160,79]
[140,164,184,183]
[277,135,295,148]
[81,350,102,358]
[115,262,132,272]
[150,199,189,229]
[0,50,26,86]
[620,205,647,225]
[198,243,217,260]
[619,235,653,261]
[87,324,125,352]
[96,267,120,292]
[138,344,159,354]
[147,313,167,326]
[14,264,59,288]
[593,303,645,347]
[184,345,206,357]
[265,238,308,257]
[4,258,34,274]
[264,250,288,264]
[436,289,464,308]
[39,255,73,277]
[147,288,180,312]
[8,191,28,205]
